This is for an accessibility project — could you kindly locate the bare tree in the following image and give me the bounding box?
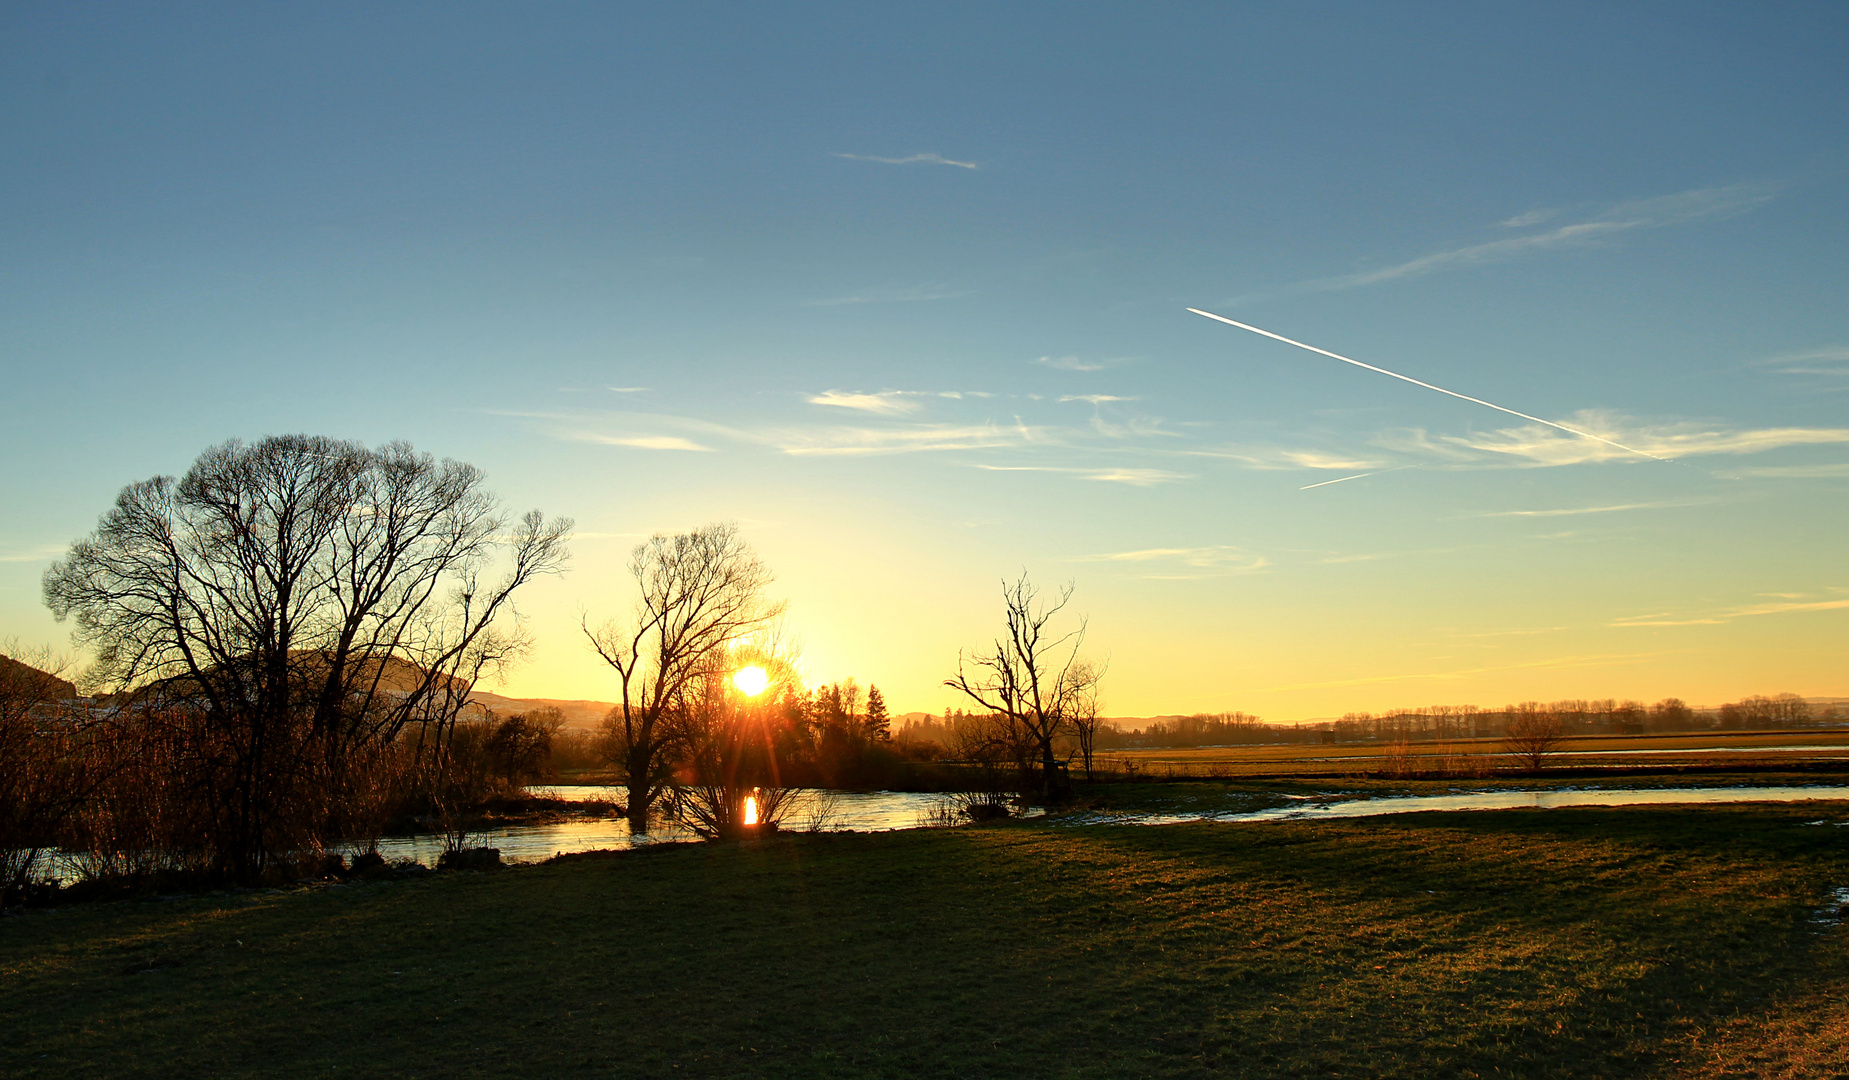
[585,523,784,832]
[1063,659,1106,781]
[41,435,571,882]
[1502,704,1566,771]
[946,574,1103,801]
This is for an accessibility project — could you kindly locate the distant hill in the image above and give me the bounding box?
[0,654,79,702]
[467,691,618,730]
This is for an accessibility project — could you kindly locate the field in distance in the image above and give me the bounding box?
[1097,728,1849,777]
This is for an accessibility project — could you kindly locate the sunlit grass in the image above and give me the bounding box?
[4,803,1849,1077]
[1095,728,1849,778]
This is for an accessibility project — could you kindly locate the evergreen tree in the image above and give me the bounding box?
[865,685,891,743]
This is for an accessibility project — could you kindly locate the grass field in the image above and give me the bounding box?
[1094,729,1849,779]
[6,797,1849,1078]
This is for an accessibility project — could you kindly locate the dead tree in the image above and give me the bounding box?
[946,574,1102,802]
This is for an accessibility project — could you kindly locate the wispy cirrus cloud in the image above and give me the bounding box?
[1034,355,1134,372]
[1076,545,1268,575]
[973,464,1189,486]
[804,283,972,306]
[1186,444,1391,471]
[1499,208,1561,228]
[570,433,714,452]
[807,390,921,415]
[1473,500,1703,518]
[1058,394,1137,404]
[776,422,1043,456]
[1375,409,1849,468]
[1762,346,1849,379]
[805,389,999,415]
[1240,182,1777,299]
[834,151,978,169]
[1613,589,1849,628]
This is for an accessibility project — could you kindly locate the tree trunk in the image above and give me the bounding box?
[1040,741,1066,803]
[626,777,650,833]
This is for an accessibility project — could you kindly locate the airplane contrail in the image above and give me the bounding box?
[1187,308,1674,463]
[1300,472,1377,490]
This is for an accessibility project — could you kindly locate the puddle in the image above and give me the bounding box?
[1812,886,1849,928]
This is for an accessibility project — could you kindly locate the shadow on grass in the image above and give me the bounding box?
[3,805,1847,1078]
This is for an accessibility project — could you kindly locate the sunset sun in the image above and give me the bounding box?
[732,665,769,697]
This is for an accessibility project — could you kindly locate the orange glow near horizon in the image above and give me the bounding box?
[743,794,759,826]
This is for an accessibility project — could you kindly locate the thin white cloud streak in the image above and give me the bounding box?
[834,152,979,169]
[1378,411,1849,468]
[1059,394,1137,404]
[973,464,1189,486]
[778,423,1045,456]
[804,283,972,306]
[1763,347,1849,378]
[571,433,715,452]
[1248,182,1777,297]
[1185,445,1390,471]
[607,386,649,393]
[1191,309,1674,463]
[1614,593,1849,628]
[807,390,920,415]
[1474,500,1699,518]
[1077,545,1269,572]
[1036,356,1103,371]
[1499,208,1560,228]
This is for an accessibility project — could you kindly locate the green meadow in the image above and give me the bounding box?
[5,801,1849,1079]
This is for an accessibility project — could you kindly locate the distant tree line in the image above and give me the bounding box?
[1075,694,1839,750]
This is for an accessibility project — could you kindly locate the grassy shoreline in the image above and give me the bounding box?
[7,797,1849,1078]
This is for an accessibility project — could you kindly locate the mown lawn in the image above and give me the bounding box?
[4,803,1849,1079]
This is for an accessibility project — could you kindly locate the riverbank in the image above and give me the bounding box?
[5,800,1849,1078]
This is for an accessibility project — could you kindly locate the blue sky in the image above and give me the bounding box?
[3,3,1846,717]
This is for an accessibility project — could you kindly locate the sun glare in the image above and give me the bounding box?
[733,664,770,697]
[743,794,759,826]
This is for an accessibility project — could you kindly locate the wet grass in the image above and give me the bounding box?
[5,802,1849,1078]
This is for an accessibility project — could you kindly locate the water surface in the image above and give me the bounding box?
[1059,785,1849,827]
[373,788,952,866]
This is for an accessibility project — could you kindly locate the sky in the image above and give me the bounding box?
[3,2,1846,720]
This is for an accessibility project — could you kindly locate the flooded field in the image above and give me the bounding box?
[1060,785,1849,826]
[372,787,952,866]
